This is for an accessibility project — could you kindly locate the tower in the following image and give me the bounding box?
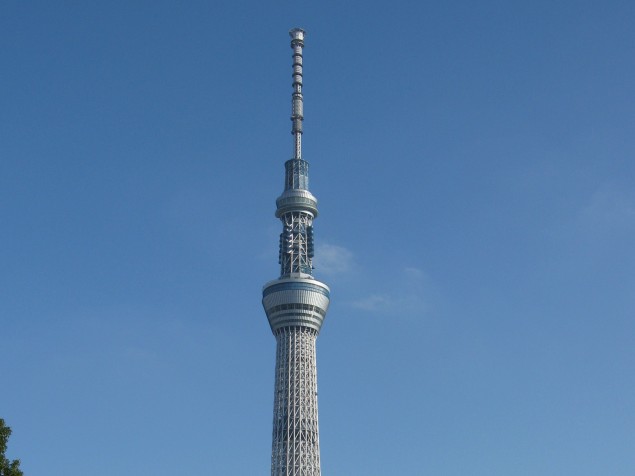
[262,29,330,476]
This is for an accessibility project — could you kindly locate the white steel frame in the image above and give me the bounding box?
[271,327,321,476]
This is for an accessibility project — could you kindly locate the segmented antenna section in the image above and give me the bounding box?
[290,28,305,161]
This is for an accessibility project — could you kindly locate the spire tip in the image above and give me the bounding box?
[289,28,306,42]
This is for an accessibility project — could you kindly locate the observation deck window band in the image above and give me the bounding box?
[269,308,326,319]
[271,312,322,320]
[263,281,330,297]
[270,316,324,326]
[276,196,317,206]
[269,303,326,314]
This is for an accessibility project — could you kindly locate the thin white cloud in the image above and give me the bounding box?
[311,243,435,318]
[351,266,430,317]
[313,243,355,275]
[403,266,425,280]
[351,294,392,311]
[579,184,635,231]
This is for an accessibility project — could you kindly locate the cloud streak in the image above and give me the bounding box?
[579,184,635,232]
[314,242,435,319]
[313,243,355,275]
[351,266,431,318]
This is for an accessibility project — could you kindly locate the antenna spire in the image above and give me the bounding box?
[289,28,305,161]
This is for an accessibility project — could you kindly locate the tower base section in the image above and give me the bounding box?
[271,327,321,476]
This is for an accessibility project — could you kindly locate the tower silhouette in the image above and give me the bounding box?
[262,28,330,476]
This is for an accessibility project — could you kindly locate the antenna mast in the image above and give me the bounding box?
[290,28,305,161]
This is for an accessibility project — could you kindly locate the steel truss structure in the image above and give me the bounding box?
[262,28,330,476]
[272,327,320,475]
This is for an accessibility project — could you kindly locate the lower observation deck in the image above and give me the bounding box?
[262,277,330,334]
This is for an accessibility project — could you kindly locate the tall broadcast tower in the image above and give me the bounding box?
[262,28,330,476]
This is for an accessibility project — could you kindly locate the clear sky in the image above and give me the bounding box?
[1,1,634,475]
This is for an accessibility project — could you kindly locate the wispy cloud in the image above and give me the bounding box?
[351,266,431,317]
[313,243,355,275]
[313,242,436,318]
[351,294,392,311]
[578,184,635,232]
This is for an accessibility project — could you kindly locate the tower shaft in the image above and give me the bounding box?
[263,29,330,476]
[271,328,320,475]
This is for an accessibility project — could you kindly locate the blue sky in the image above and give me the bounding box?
[1,1,634,474]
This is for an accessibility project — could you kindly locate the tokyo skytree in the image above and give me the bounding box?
[262,28,330,476]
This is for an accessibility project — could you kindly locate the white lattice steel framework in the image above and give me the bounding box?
[262,28,330,476]
[272,327,321,475]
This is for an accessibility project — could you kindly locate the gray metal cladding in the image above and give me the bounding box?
[262,278,330,333]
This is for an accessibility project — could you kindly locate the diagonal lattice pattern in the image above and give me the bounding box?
[271,327,321,476]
